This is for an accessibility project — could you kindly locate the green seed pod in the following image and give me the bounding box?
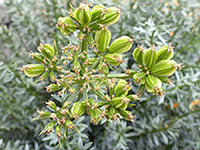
[89,22,101,30]
[88,108,101,119]
[143,45,158,69]
[49,71,56,82]
[118,110,134,122]
[133,45,145,65]
[99,7,121,25]
[39,120,56,135]
[157,45,174,62]
[74,4,92,26]
[40,71,49,81]
[65,120,80,133]
[98,62,109,75]
[105,53,122,66]
[70,102,86,118]
[38,44,54,60]
[86,34,94,46]
[56,16,76,35]
[151,60,177,76]
[30,52,45,63]
[108,36,133,53]
[127,94,140,101]
[107,106,118,118]
[46,84,61,92]
[95,28,111,52]
[157,76,170,83]
[112,97,130,110]
[23,64,45,77]
[114,80,131,97]
[137,84,145,96]
[133,72,146,84]
[55,125,62,137]
[91,5,106,21]
[145,74,162,93]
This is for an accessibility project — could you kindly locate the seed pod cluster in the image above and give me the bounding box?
[132,44,181,96]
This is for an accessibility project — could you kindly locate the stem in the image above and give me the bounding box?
[89,83,106,101]
[80,38,87,72]
[106,73,133,79]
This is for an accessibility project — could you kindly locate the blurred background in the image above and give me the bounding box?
[0,0,200,149]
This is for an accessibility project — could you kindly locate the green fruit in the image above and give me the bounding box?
[118,110,134,122]
[74,4,92,25]
[86,34,94,46]
[38,44,54,60]
[91,5,106,21]
[133,72,146,84]
[46,84,61,92]
[145,74,162,93]
[95,28,111,52]
[151,60,177,76]
[99,7,121,25]
[71,102,86,118]
[56,16,76,35]
[31,52,45,63]
[108,36,133,53]
[133,45,145,65]
[23,64,45,77]
[105,53,122,66]
[114,80,131,97]
[142,45,158,69]
[157,45,174,62]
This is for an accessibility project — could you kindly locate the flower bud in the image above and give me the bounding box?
[99,7,121,25]
[105,53,122,66]
[133,45,144,65]
[151,60,177,76]
[38,44,54,60]
[157,45,174,62]
[74,4,92,25]
[95,28,111,52]
[91,5,106,21]
[73,57,81,72]
[22,64,45,77]
[56,16,76,36]
[70,102,86,118]
[143,45,158,69]
[108,36,133,53]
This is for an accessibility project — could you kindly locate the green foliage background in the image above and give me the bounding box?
[0,0,200,149]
